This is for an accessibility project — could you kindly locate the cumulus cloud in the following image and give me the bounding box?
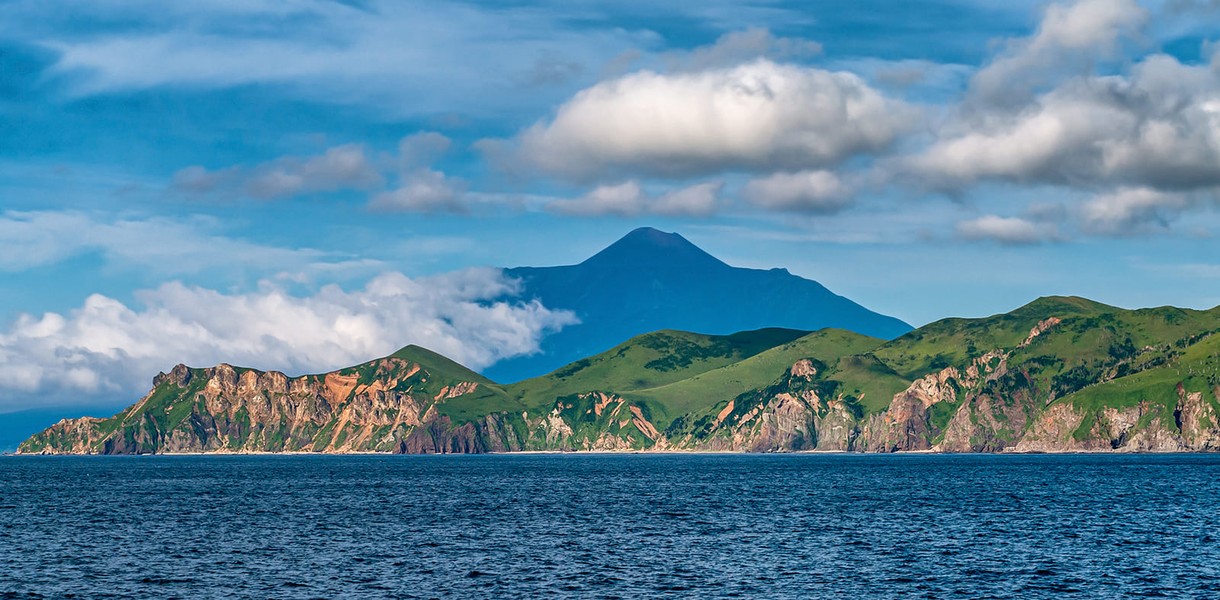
[896,0,1220,238]
[505,59,916,180]
[955,215,1061,244]
[1080,187,1195,235]
[912,54,1220,194]
[546,181,723,217]
[397,132,452,169]
[369,169,469,213]
[174,144,382,199]
[0,269,577,411]
[742,170,850,213]
[970,0,1147,105]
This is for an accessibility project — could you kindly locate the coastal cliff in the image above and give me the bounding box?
[20,297,1220,454]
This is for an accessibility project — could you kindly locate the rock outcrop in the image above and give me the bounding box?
[21,297,1220,455]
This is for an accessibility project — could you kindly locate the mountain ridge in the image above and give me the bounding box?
[489,227,912,382]
[21,295,1220,455]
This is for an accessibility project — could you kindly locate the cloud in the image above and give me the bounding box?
[171,165,226,193]
[912,54,1220,194]
[893,0,1220,238]
[970,0,1147,105]
[0,269,577,411]
[670,28,822,72]
[955,215,1061,244]
[246,145,383,198]
[174,143,382,199]
[546,181,722,217]
[24,0,652,116]
[369,169,469,214]
[1080,187,1195,235]
[504,59,916,180]
[518,52,585,87]
[397,132,452,169]
[0,210,357,275]
[743,170,850,213]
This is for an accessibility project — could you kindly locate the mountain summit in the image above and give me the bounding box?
[486,228,912,382]
[581,227,728,270]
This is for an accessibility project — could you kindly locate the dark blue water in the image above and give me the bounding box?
[2,454,1219,599]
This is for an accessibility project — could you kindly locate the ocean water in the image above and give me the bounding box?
[2,454,1219,599]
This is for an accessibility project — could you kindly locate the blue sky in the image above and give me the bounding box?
[2,0,1220,411]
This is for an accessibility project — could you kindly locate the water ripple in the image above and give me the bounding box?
[2,453,1220,598]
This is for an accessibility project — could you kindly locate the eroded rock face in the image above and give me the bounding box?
[22,358,473,455]
[21,314,1220,455]
[855,352,1009,453]
[1013,402,1089,452]
[397,415,524,454]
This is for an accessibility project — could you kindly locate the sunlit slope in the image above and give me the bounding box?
[437,327,809,421]
[22,299,1220,454]
[625,328,892,418]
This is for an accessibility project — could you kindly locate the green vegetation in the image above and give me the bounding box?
[623,329,886,420]
[19,299,1220,455]
[1061,331,1220,419]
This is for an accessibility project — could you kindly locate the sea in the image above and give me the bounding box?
[2,453,1219,599]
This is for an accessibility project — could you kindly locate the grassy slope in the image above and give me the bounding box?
[866,298,1220,443]
[625,329,889,420]
[439,328,810,421]
[25,300,1220,452]
[874,296,1114,380]
[873,296,1218,386]
[1058,330,1220,435]
[388,345,495,386]
[827,353,914,415]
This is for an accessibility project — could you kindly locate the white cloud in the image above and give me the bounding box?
[654,182,723,216]
[912,55,1220,192]
[897,1,1220,238]
[174,143,382,199]
[247,144,383,198]
[0,210,354,275]
[507,59,916,180]
[970,0,1147,105]
[670,28,822,72]
[546,181,722,217]
[0,269,577,411]
[369,169,468,213]
[171,165,226,193]
[397,132,452,169]
[955,215,1060,244]
[1080,187,1194,235]
[23,0,652,116]
[743,170,850,213]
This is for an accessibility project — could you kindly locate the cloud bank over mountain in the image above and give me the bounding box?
[0,270,575,411]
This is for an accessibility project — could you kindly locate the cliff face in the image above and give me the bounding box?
[19,298,1220,455]
[20,357,459,454]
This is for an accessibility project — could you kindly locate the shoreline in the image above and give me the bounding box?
[6,448,1217,457]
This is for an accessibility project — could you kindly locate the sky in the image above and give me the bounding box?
[2,0,1220,413]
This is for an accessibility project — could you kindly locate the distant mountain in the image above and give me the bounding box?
[0,406,121,453]
[25,297,1220,455]
[486,227,912,382]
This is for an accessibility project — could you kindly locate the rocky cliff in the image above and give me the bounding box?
[20,297,1220,454]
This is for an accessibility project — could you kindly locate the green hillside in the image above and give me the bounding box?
[436,327,809,422]
[625,328,889,418]
[873,296,1114,379]
[388,345,496,385]
[21,298,1220,455]
[1059,329,1220,433]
